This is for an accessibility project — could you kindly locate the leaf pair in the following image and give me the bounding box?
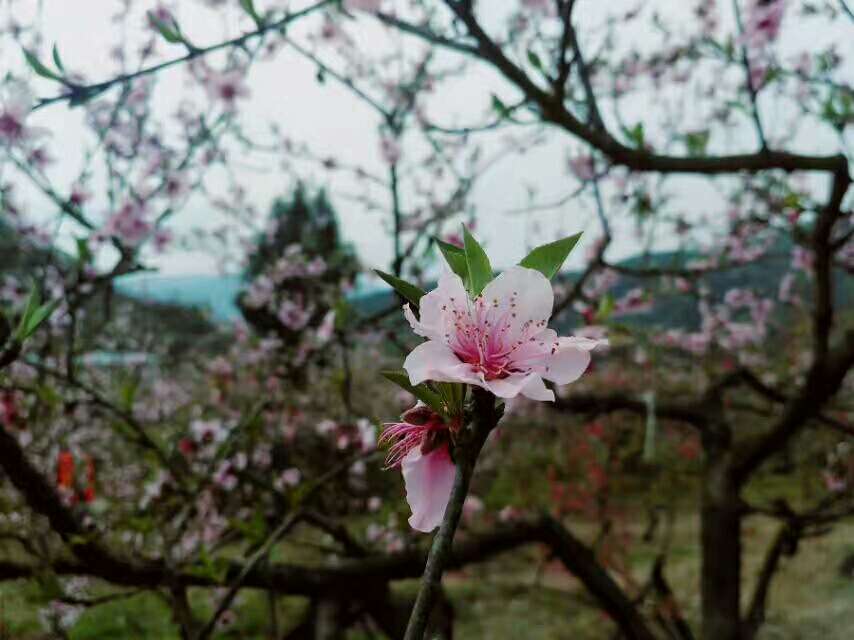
[23,47,64,82]
[434,226,493,297]
[376,226,582,312]
[13,286,60,342]
[436,227,582,296]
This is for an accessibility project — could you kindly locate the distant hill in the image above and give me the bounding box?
[115,248,853,332]
[0,222,221,357]
[6,217,850,337]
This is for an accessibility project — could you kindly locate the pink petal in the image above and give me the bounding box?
[484,372,554,402]
[481,266,554,341]
[403,340,477,386]
[417,271,469,339]
[520,374,555,401]
[401,445,456,533]
[542,336,606,385]
[5,81,33,119]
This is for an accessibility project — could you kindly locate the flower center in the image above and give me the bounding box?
[0,113,23,140]
[446,295,540,380]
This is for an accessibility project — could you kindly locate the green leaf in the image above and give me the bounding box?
[491,94,510,119]
[595,293,615,322]
[381,370,447,416]
[23,49,62,81]
[374,270,425,308]
[118,377,139,412]
[462,226,493,297]
[434,238,469,287]
[621,122,645,149]
[333,297,352,331]
[14,286,40,341]
[519,232,582,280]
[527,49,543,71]
[683,130,710,156]
[75,237,92,265]
[51,44,65,73]
[435,382,466,417]
[239,0,265,26]
[22,300,60,339]
[148,15,183,44]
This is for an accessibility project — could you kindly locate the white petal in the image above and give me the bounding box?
[543,336,607,385]
[403,303,437,340]
[4,81,33,119]
[520,374,555,402]
[417,271,469,338]
[484,372,554,402]
[401,446,456,533]
[404,340,477,386]
[481,266,554,341]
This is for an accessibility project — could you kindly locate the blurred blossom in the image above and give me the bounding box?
[0,79,35,146]
[380,135,402,164]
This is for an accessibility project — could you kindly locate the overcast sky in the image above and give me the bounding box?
[3,0,851,276]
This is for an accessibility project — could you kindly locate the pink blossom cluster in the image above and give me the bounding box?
[656,288,774,357]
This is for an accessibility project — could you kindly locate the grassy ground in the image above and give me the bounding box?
[1,512,851,639]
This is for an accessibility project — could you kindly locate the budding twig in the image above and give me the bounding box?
[403,389,499,640]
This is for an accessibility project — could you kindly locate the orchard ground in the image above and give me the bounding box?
[1,396,851,639]
[1,488,851,639]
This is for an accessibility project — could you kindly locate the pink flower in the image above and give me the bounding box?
[568,154,596,181]
[277,467,302,489]
[379,136,401,164]
[823,471,846,493]
[380,404,456,532]
[403,266,606,402]
[203,69,249,109]
[463,495,484,523]
[402,445,456,533]
[791,246,813,273]
[101,202,152,247]
[315,309,336,344]
[0,80,34,146]
[153,227,173,253]
[277,299,311,331]
[743,0,785,48]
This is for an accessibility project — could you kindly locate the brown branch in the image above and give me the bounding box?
[742,524,796,640]
[553,391,708,429]
[433,1,846,177]
[540,516,656,640]
[651,557,696,640]
[33,0,335,111]
[733,329,854,484]
[0,424,653,638]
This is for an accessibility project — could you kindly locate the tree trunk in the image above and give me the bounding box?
[701,459,742,640]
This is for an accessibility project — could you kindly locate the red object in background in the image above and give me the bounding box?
[0,392,17,428]
[57,451,75,491]
[178,437,196,456]
[83,456,96,503]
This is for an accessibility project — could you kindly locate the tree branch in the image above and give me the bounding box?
[33,0,335,111]
[553,392,708,429]
[431,1,847,177]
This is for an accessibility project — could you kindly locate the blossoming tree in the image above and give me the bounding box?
[0,1,851,639]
